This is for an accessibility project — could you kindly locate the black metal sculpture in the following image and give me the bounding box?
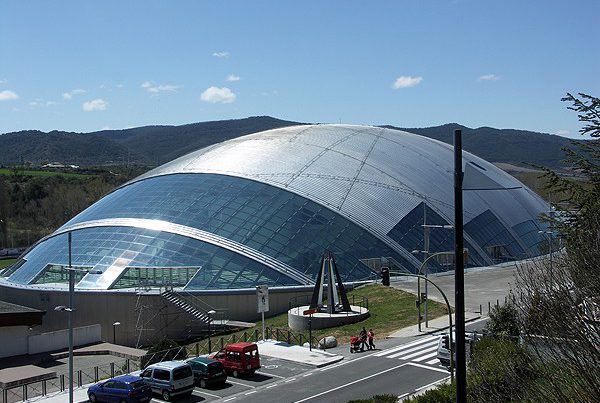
[309,250,352,314]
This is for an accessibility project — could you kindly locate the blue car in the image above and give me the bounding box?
[87,374,153,403]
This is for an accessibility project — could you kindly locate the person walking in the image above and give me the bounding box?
[359,327,368,351]
[368,328,376,350]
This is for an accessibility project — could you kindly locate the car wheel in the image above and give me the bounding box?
[88,393,97,402]
[162,389,171,401]
[200,379,207,388]
[232,370,239,378]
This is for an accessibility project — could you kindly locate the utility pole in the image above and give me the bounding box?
[454,129,467,402]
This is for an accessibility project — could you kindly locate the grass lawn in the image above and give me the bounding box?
[228,283,450,345]
[0,259,16,269]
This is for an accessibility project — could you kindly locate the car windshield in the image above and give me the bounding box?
[173,366,192,380]
[207,362,223,374]
[130,380,146,389]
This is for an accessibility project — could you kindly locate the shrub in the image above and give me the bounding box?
[402,381,455,402]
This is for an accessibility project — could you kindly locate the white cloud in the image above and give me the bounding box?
[82,98,107,111]
[226,74,241,82]
[62,89,86,100]
[141,81,179,93]
[0,90,19,101]
[392,76,423,89]
[200,86,236,104]
[212,51,229,58]
[478,74,500,81]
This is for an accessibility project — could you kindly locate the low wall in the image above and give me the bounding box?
[288,305,370,331]
[28,324,102,354]
[0,326,29,358]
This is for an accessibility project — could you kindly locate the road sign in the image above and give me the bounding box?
[256,285,269,313]
[303,308,318,315]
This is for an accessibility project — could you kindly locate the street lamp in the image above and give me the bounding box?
[112,322,121,344]
[411,250,455,332]
[207,310,216,353]
[53,231,102,403]
[390,271,455,383]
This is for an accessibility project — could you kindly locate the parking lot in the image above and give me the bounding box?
[144,355,315,402]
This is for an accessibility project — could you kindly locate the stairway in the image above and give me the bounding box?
[161,289,210,323]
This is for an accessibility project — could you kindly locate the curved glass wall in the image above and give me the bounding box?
[57,173,412,283]
[7,226,300,290]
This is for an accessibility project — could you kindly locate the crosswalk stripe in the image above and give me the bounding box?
[426,358,440,365]
[374,336,438,357]
[395,345,438,360]
[386,339,438,358]
[413,351,438,362]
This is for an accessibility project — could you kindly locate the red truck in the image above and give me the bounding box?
[209,342,261,378]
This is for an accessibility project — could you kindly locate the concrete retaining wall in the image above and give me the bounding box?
[0,326,29,358]
[28,324,102,354]
[288,305,370,331]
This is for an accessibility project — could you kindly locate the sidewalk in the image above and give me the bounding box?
[387,312,481,338]
[256,339,344,367]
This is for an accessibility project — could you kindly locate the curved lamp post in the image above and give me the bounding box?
[412,251,455,332]
[390,271,454,383]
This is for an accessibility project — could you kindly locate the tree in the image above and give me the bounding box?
[512,93,600,402]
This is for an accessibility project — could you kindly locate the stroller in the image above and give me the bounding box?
[349,336,363,353]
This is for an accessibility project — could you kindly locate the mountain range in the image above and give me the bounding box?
[0,116,581,170]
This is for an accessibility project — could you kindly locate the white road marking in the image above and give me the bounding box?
[294,363,408,402]
[245,390,258,395]
[319,349,381,371]
[407,362,451,374]
[224,397,237,402]
[398,392,409,399]
[395,345,438,360]
[374,336,438,357]
[303,373,312,377]
[256,370,286,379]
[426,358,440,365]
[413,351,438,362]
[193,389,221,398]
[266,384,278,388]
[227,379,255,388]
[285,377,297,383]
[387,340,438,358]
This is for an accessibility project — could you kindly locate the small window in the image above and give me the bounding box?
[140,369,152,378]
[113,381,127,390]
[173,366,192,380]
[154,369,170,381]
[103,381,115,388]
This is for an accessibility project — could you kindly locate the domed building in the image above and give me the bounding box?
[0,125,550,345]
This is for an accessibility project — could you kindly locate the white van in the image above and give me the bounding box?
[140,361,194,401]
[436,331,480,368]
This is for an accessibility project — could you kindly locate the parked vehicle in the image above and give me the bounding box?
[185,356,227,388]
[209,342,260,377]
[87,374,152,403]
[436,331,480,368]
[139,361,194,401]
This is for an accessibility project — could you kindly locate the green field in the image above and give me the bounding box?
[226,284,449,345]
[0,168,91,178]
[0,259,16,269]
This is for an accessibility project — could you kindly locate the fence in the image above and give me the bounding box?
[1,325,322,402]
[0,357,136,403]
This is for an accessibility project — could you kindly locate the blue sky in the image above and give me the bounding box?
[1,0,598,138]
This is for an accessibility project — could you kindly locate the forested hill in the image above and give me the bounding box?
[0,116,303,166]
[391,123,579,169]
[0,116,581,170]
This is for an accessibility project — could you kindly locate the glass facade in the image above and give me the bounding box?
[464,209,526,262]
[387,202,487,270]
[8,226,300,290]
[9,173,415,289]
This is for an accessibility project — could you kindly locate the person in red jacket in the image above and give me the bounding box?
[368,328,376,350]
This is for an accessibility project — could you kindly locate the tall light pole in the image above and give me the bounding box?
[208,310,216,353]
[112,322,121,344]
[53,231,101,403]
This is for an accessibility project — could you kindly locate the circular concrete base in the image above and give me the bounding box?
[288,305,370,331]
